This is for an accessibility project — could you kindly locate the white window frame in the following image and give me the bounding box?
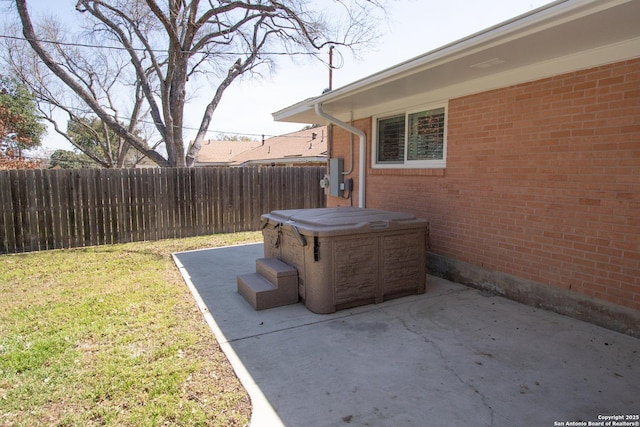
[372,102,448,169]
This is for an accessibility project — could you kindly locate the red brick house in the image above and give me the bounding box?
[273,0,640,335]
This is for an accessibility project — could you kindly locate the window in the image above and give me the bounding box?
[374,104,447,168]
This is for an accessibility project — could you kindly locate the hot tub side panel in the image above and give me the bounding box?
[308,228,426,314]
[329,235,378,311]
[381,231,427,299]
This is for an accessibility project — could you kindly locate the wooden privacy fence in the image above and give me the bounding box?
[0,166,326,254]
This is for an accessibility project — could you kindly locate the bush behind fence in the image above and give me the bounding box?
[0,167,327,254]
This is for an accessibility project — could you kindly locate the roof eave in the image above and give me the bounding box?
[273,0,639,124]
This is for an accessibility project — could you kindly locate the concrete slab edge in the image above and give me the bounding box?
[172,248,285,427]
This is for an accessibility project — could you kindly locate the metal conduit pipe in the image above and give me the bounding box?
[314,103,366,208]
[342,110,355,176]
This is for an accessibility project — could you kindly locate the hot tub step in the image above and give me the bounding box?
[256,257,298,284]
[237,258,298,310]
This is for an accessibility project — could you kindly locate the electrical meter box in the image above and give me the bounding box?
[329,158,344,197]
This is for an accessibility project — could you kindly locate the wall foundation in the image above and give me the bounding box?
[428,252,640,338]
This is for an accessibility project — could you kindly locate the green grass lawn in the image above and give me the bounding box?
[0,232,262,426]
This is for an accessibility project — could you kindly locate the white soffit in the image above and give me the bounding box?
[273,0,640,124]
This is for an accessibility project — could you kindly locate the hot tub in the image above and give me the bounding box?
[261,207,427,314]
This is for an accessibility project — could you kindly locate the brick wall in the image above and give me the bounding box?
[328,59,640,311]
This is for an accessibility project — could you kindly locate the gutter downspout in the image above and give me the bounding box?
[314,103,366,208]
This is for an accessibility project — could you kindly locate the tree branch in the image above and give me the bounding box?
[16,0,170,166]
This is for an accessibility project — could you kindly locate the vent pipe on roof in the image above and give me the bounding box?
[314,103,366,208]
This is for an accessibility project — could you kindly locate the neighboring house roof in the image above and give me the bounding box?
[194,126,327,167]
[194,139,262,166]
[230,126,327,166]
[273,0,640,124]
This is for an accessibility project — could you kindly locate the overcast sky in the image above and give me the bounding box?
[15,0,556,152]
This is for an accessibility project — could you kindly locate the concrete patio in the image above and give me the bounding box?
[173,243,640,427]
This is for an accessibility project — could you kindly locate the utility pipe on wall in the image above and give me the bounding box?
[343,110,354,175]
[314,103,366,208]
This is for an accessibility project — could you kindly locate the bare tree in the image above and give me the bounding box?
[4,22,152,168]
[6,0,386,167]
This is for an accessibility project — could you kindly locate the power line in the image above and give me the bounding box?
[0,33,322,58]
[35,100,316,139]
[0,33,343,69]
[2,30,332,141]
